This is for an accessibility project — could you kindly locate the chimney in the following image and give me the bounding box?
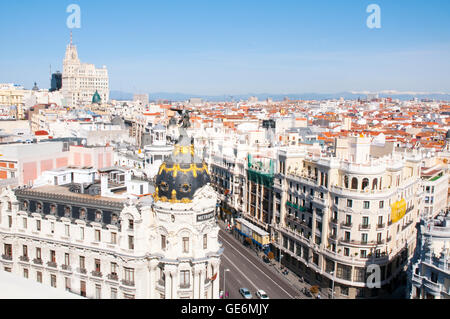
[125,170,132,183]
[101,173,108,196]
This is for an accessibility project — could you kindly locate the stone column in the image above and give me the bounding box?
[164,268,172,299]
[210,260,220,299]
[170,266,178,300]
[148,259,159,299]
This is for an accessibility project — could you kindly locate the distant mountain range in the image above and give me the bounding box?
[110,90,450,102]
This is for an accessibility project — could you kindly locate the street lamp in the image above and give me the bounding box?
[223,269,230,299]
[280,254,283,271]
[330,271,335,299]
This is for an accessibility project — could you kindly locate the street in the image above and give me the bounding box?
[218,224,304,299]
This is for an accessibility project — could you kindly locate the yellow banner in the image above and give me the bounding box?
[391,199,406,223]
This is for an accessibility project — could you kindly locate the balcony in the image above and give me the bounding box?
[33,258,43,265]
[77,267,87,274]
[91,271,103,278]
[1,254,12,261]
[402,220,415,231]
[61,264,72,271]
[340,222,353,229]
[377,223,386,230]
[19,256,29,262]
[47,261,57,268]
[107,273,118,281]
[359,224,371,231]
[330,218,338,225]
[121,280,135,287]
[179,283,191,289]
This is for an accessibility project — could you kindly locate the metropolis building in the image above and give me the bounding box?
[0,122,222,299]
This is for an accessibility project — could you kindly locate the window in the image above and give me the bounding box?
[95,259,101,272]
[23,245,28,257]
[128,236,134,250]
[124,268,135,284]
[361,233,368,244]
[50,274,57,288]
[95,284,101,299]
[80,281,86,297]
[4,244,12,257]
[95,211,102,221]
[161,235,166,250]
[36,220,41,231]
[65,225,70,237]
[379,201,384,209]
[344,248,350,256]
[111,262,118,275]
[363,201,370,209]
[360,250,367,258]
[111,288,117,299]
[37,271,42,283]
[23,217,27,229]
[362,216,369,226]
[334,197,339,205]
[345,215,352,226]
[129,219,134,230]
[79,256,85,269]
[23,268,29,278]
[7,216,12,228]
[377,233,382,244]
[65,253,70,266]
[347,199,353,208]
[345,231,351,241]
[203,234,208,249]
[111,232,117,244]
[95,229,101,242]
[50,250,56,263]
[36,247,41,260]
[80,227,84,240]
[180,270,190,287]
[65,277,71,291]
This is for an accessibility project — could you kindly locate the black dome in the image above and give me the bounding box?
[154,140,210,204]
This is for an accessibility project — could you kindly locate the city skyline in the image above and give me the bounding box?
[1,0,450,95]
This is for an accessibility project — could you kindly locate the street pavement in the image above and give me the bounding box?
[218,222,312,300]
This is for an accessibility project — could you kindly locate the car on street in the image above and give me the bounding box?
[239,288,253,299]
[256,290,269,299]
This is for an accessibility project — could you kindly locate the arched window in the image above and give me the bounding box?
[64,206,71,217]
[344,176,349,188]
[373,178,378,190]
[36,202,43,214]
[50,204,57,215]
[362,178,369,190]
[351,178,358,190]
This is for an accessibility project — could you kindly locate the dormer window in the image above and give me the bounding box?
[79,208,87,220]
[64,206,71,217]
[95,210,102,222]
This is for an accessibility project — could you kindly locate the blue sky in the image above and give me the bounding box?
[0,0,449,95]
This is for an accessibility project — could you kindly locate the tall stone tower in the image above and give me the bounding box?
[61,32,109,107]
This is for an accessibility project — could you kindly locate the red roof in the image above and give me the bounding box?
[35,130,49,136]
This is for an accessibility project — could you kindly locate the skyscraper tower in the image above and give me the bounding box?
[62,32,109,107]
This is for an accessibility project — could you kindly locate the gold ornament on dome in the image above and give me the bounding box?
[158,162,209,179]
